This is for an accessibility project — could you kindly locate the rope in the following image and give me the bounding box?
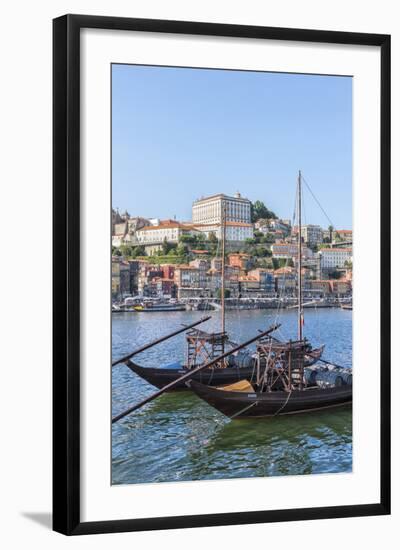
[273,388,293,416]
[229,400,258,419]
[301,175,336,230]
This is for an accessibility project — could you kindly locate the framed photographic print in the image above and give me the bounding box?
[53,14,391,535]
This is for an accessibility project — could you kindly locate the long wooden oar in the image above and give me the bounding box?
[112,323,281,423]
[112,316,211,367]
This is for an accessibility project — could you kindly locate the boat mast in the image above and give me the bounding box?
[298,170,303,341]
[221,201,226,337]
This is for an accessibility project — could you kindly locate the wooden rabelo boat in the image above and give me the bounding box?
[126,329,324,390]
[188,171,352,418]
[189,337,352,418]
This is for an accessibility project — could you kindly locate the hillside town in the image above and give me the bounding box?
[112,192,352,308]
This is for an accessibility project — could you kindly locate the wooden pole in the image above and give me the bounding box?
[111,316,211,367]
[112,323,281,423]
[221,201,226,339]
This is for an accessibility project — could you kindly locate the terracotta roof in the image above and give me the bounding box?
[175,265,199,271]
[139,220,196,231]
[274,267,294,275]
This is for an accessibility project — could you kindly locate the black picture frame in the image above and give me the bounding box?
[53,14,391,535]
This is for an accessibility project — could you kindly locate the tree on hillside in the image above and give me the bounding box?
[176,242,188,256]
[207,232,218,254]
[131,245,145,258]
[208,232,218,244]
[251,200,277,223]
[119,244,133,257]
[162,237,171,255]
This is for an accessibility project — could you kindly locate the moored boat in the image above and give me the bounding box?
[125,341,324,390]
[190,378,352,418]
[189,337,352,418]
[126,360,254,390]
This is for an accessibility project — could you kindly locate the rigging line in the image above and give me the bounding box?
[273,388,293,416]
[303,184,308,227]
[301,174,336,230]
[229,400,258,419]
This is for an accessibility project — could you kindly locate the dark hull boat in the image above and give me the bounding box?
[190,380,352,418]
[126,360,255,390]
[189,333,352,419]
[126,345,324,390]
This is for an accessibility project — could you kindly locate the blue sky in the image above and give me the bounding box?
[112,64,352,229]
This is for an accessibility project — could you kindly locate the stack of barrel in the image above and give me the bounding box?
[304,366,352,387]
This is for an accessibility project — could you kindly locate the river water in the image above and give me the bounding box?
[112,308,352,485]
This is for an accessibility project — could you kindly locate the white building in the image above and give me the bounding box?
[300,224,323,247]
[136,220,201,245]
[192,192,253,242]
[192,192,252,225]
[319,248,352,270]
[194,221,254,242]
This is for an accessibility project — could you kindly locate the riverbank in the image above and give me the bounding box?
[113,296,352,312]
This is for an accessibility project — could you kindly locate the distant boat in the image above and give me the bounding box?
[341,303,353,310]
[134,302,186,312]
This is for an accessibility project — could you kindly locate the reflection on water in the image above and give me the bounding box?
[112,309,352,484]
